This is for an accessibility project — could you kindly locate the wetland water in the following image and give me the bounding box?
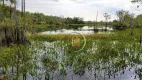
[0,26,142,80]
[41,26,113,34]
[0,39,142,80]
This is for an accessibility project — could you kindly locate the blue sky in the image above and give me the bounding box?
[17,0,142,21]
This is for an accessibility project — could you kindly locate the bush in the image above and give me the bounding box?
[113,21,128,30]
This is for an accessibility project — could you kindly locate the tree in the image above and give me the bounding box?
[136,14,142,27]
[131,0,142,44]
[135,14,142,44]
[116,10,128,21]
[112,20,127,30]
[131,0,142,9]
[124,13,135,35]
[0,0,28,46]
[131,0,142,3]
[103,13,111,32]
[114,10,134,30]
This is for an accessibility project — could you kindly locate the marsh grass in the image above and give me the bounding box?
[28,34,109,42]
[28,28,142,43]
[1,28,142,79]
[0,39,142,80]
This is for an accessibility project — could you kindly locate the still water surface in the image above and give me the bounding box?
[41,26,113,34]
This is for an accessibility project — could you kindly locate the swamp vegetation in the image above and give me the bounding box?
[1,0,142,80]
[0,28,142,80]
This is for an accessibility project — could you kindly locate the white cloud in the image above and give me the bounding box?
[17,0,142,21]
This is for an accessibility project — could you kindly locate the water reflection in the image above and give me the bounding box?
[41,26,113,35]
[0,40,142,80]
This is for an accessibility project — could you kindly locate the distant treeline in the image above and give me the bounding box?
[0,2,112,33]
[31,12,84,25]
[1,1,142,32]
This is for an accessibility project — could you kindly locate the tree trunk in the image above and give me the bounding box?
[10,4,12,19]
[3,0,4,8]
[21,0,24,17]
[140,35,142,44]
[4,27,7,45]
[105,22,107,32]
[94,11,98,33]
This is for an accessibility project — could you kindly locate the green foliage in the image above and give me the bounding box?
[135,14,142,28]
[113,21,128,30]
[31,13,85,30]
[113,10,135,30]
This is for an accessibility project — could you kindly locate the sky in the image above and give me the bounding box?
[17,0,142,21]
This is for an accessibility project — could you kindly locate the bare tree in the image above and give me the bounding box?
[116,10,129,22]
[104,13,111,32]
[94,11,98,33]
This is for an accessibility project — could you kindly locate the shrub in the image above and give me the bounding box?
[113,21,128,30]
